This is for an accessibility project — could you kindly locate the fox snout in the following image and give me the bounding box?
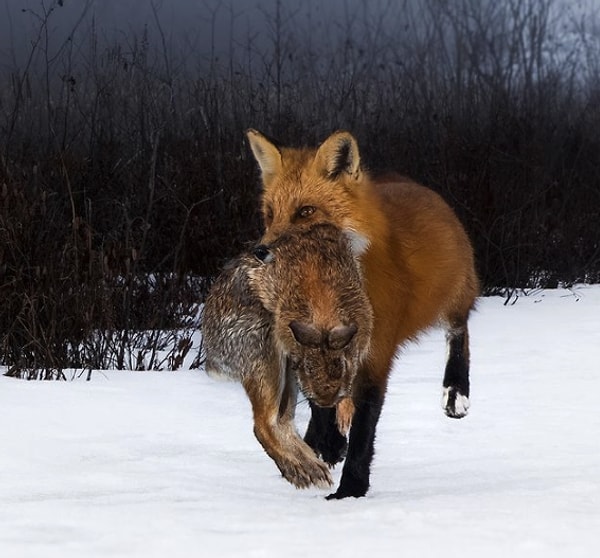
[253,244,274,263]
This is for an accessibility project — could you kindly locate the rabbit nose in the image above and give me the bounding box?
[329,359,344,380]
[253,245,274,263]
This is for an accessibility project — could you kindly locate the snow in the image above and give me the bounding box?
[2,286,600,558]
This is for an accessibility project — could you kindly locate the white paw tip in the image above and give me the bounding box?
[442,387,470,418]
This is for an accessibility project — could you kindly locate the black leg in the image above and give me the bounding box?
[442,325,470,418]
[326,384,384,500]
[304,401,347,466]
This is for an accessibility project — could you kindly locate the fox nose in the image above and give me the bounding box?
[253,245,274,263]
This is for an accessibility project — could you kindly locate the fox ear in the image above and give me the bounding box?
[328,323,358,350]
[314,131,361,180]
[289,321,324,348]
[246,129,282,185]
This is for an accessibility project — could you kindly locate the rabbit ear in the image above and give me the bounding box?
[289,321,324,348]
[328,323,358,350]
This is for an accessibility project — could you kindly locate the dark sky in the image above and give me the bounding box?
[1,0,392,67]
[0,0,595,74]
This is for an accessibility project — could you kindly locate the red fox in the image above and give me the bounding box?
[202,223,373,488]
[247,129,480,499]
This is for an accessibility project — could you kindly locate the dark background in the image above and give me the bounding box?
[1,0,599,376]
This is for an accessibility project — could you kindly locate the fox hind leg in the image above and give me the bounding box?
[442,319,471,419]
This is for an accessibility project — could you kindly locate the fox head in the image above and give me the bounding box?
[246,129,370,256]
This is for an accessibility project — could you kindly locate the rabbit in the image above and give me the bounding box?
[202,222,373,489]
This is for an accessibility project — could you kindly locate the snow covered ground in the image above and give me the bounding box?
[1,286,599,558]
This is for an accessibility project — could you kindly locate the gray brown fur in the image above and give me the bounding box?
[202,223,373,488]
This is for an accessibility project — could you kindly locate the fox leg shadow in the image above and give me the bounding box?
[304,401,348,466]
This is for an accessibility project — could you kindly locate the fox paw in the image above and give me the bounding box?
[326,475,368,500]
[442,386,470,419]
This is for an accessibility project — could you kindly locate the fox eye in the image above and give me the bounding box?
[297,205,316,219]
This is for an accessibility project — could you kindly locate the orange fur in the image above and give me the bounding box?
[247,130,479,393]
[247,129,480,498]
